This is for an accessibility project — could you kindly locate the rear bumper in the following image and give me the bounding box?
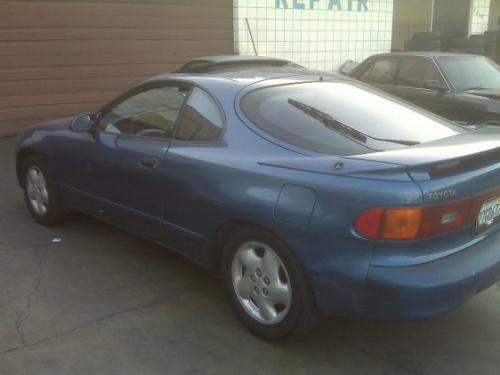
[314,230,500,319]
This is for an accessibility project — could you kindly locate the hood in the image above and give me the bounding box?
[33,116,75,131]
[16,116,75,152]
[18,116,75,138]
[464,88,500,100]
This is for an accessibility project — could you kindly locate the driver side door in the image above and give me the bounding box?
[88,82,191,241]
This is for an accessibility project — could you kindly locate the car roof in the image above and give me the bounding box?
[368,51,485,59]
[176,55,304,73]
[184,55,293,64]
[151,67,345,91]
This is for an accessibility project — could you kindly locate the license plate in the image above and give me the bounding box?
[476,196,500,233]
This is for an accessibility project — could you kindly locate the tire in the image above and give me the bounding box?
[485,31,497,42]
[465,48,485,55]
[410,39,442,49]
[448,38,485,48]
[22,155,67,226]
[404,40,414,51]
[478,115,500,126]
[405,39,441,51]
[470,34,485,42]
[412,31,441,42]
[221,226,318,340]
[449,48,484,55]
[485,43,496,53]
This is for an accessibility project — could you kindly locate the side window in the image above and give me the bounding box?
[175,87,224,142]
[398,57,445,89]
[358,58,399,85]
[99,85,190,139]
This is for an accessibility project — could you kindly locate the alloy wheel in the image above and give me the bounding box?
[231,241,292,325]
[26,165,49,216]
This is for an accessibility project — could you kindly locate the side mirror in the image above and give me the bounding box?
[70,114,95,132]
[424,80,448,92]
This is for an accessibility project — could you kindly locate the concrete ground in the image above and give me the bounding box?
[0,136,499,375]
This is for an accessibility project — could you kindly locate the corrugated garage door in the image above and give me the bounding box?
[0,0,234,136]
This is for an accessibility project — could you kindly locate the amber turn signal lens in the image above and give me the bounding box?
[382,208,422,240]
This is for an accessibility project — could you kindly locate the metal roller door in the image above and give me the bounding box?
[0,0,234,136]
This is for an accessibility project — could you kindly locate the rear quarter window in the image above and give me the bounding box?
[357,57,399,85]
[175,87,224,142]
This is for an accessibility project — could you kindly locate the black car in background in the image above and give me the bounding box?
[348,52,500,126]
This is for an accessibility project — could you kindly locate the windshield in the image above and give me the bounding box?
[241,80,464,156]
[438,56,500,91]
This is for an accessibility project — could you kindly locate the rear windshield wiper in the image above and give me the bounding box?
[288,99,367,143]
[288,99,419,146]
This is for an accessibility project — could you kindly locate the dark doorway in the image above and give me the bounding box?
[433,0,472,38]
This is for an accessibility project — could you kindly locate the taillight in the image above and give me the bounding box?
[419,199,471,238]
[383,208,422,240]
[354,198,472,240]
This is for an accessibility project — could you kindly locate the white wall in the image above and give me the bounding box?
[470,0,491,34]
[233,0,394,71]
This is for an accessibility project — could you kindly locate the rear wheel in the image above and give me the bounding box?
[221,227,318,339]
[23,155,67,225]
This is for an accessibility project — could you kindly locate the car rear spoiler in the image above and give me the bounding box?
[348,126,500,181]
[260,127,500,183]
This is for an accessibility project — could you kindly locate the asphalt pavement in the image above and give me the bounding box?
[0,136,499,375]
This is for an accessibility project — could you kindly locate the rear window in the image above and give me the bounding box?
[358,57,399,85]
[241,80,464,155]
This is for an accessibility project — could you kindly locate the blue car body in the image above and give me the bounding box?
[15,70,500,320]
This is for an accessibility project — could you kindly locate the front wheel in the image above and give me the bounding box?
[221,227,318,340]
[23,155,67,225]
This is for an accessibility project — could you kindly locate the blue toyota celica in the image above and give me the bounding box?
[15,64,500,339]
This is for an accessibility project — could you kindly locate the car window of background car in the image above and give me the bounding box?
[99,85,189,139]
[357,57,399,85]
[241,81,463,156]
[175,87,224,142]
[438,56,500,91]
[398,57,444,89]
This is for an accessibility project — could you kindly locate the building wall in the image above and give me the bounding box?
[0,0,234,136]
[233,0,394,72]
[488,0,500,30]
[392,0,433,52]
[470,0,491,34]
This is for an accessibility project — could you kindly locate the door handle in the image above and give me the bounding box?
[139,157,159,169]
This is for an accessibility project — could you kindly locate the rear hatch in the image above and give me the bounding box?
[350,126,500,236]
